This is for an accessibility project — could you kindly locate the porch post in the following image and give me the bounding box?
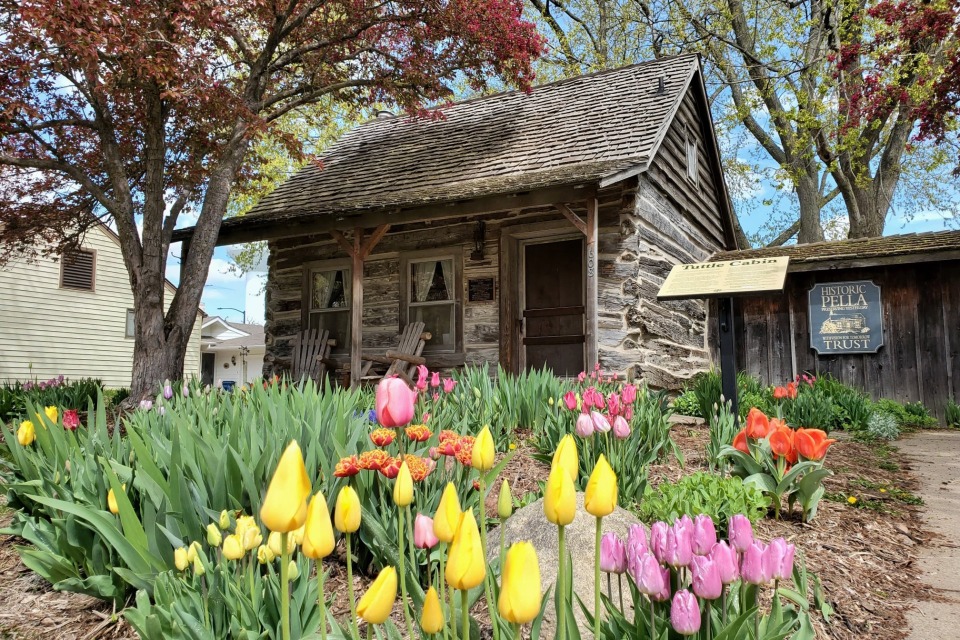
[585,198,599,368]
[350,228,363,388]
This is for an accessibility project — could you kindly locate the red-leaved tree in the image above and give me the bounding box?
[0,0,543,400]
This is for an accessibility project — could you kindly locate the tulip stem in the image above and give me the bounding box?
[594,516,602,640]
[754,587,760,640]
[617,574,624,613]
[280,533,291,640]
[366,623,373,640]
[557,525,567,640]
[461,589,469,640]
[398,507,416,640]
[721,586,727,627]
[511,622,521,639]
[317,561,328,640]
[346,533,360,640]
[440,543,453,640]
[477,477,501,640]
[649,598,655,640]
[705,598,712,640]
[406,505,417,586]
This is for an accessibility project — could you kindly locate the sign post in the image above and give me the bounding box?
[658,256,790,422]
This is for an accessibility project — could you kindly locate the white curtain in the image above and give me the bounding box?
[413,261,435,302]
[340,269,351,307]
[313,272,332,310]
[439,259,454,301]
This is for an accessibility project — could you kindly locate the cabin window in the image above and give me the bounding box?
[308,266,351,352]
[405,256,459,353]
[60,249,95,291]
[685,128,699,187]
[125,309,135,338]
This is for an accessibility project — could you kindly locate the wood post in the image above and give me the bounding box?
[718,296,739,418]
[585,198,599,369]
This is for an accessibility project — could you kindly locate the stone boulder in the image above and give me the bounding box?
[487,492,639,636]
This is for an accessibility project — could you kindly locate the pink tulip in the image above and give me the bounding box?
[653,565,672,602]
[62,409,80,431]
[139,399,153,411]
[691,555,723,600]
[728,514,754,552]
[577,371,586,383]
[624,405,633,421]
[693,514,717,555]
[582,387,597,409]
[163,382,173,400]
[612,415,631,439]
[625,524,648,557]
[576,412,595,437]
[414,514,439,549]
[430,372,440,388]
[590,410,611,434]
[183,384,190,397]
[442,378,457,393]
[375,377,417,427]
[563,391,578,411]
[765,538,795,581]
[664,520,694,568]
[607,393,621,416]
[631,552,665,597]
[600,532,627,574]
[415,365,428,391]
[709,541,740,584]
[740,541,769,585]
[622,384,637,404]
[650,521,669,564]
[670,590,701,635]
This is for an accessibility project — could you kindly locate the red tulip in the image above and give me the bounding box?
[62,409,80,431]
[375,377,416,427]
[370,428,396,447]
[563,391,578,411]
[334,455,361,477]
[379,457,402,479]
[744,408,771,439]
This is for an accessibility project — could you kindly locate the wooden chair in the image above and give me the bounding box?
[291,328,336,386]
[359,322,431,385]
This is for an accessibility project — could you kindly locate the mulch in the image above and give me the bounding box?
[0,423,933,639]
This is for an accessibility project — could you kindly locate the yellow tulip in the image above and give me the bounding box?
[219,509,231,530]
[268,531,294,557]
[445,509,485,590]
[192,555,205,576]
[421,586,444,634]
[223,534,245,560]
[301,492,336,560]
[357,566,398,625]
[44,406,58,424]
[334,485,361,533]
[433,483,462,543]
[498,542,542,624]
[393,461,414,507]
[543,464,576,526]
[257,544,275,564]
[186,540,201,563]
[236,515,263,551]
[584,454,618,518]
[174,546,189,571]
[206,523,222,547]
[498,478,513,520]
[472,425,495,471]
[291,524,305,546]
[552,434,579,482]
[287,560,300,580]
[17,420,35,446]
[107,483,126,515]
[260,441,312,533]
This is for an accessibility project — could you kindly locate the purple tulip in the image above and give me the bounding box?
[163,381,173,400]
[670,590,702,635]
[709,541,740,584]
[576,412,595,437]
[691,555,723,600]
[650,521,669,564]
[664,520,694,568]
[600,532,627,574]
[612,415,631,439]
[765,538,796,581]
[591,410,611,433]
[139,399,153,411]
[740,541,769,585]
[693,514,717,555]
[728,514,754,552]
[183,384,190,397]
[631,552,665,596]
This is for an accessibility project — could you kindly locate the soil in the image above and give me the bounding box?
[0,424,932,639]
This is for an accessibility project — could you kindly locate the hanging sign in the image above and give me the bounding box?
[808,280,884,354]
[657,257,789,300]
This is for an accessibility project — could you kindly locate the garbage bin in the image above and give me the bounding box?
[222,380,236,392]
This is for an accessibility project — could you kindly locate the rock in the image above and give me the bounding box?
[487,492,640,636]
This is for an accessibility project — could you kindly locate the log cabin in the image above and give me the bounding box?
[173,53,740,388]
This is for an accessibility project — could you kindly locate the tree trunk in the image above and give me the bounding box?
[796,174,825,244]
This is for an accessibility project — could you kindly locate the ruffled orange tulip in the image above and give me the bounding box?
[744,408,771,439]
[794,428,837,461]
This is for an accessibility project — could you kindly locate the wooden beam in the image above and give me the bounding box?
[350,227,363,388]
[585,198,599,369]
[329,229,356,257]
[556,203,588,235]
[359,223,390,259]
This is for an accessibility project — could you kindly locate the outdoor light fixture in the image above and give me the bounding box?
[471,220,486,261]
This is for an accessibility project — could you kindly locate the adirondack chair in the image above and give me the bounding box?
[291,328,335,386]
[359,321,432,385]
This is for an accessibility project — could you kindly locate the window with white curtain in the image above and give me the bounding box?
[308,267,350,352]
[407,256,457,352]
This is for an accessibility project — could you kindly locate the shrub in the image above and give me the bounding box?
[874,398,938,430]
[782,386,836,432]
[947,399,960,428]
[670,390,702,417]
[866,411,900,440]
[636,473,770,532]
[690,369,723,422]
[705,398,739,473]
[830,386,872,432]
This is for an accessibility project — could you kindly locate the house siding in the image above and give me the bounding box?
[0,227,201,387]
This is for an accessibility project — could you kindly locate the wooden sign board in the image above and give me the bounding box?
[809,280,884,354]
[657,257,790,300]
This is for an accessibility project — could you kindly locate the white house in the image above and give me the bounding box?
[0,224,202,388]
[200,316,265,386]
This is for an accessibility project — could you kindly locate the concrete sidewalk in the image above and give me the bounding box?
[899,432,960,639]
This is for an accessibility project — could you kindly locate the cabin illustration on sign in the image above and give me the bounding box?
[173,54,739,388]
[820,312,869,335]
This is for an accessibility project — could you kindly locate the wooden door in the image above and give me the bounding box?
[522,238,585,376]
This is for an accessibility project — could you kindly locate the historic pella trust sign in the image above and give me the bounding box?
[809,280,884,354]
[657,256,789,300]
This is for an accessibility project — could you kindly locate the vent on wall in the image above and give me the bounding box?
[60,249,95,291]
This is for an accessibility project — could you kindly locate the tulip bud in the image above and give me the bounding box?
[575,412,594,438]
[107,488,120,515]
[498,541,542,624]
[187,540,201,564]
[206,523,223,547]
[740,541,769,585]
[174,546,189,571]
[219,509,231,530]
[670,589,701,636]
[357,566,398,625]
[433,483,462,543]
[765,537,796,581]
[267,531,285,557]
[590,410,611,433]
[631,552,665,596]
[237,515,263,551]
[600,532,627,574]
[612,415,631,439]
[691,555,723,599]
[287,560,300,580]
[414,513,439,550]
[17,420,36,446]
[692,514,717,555]
[260,441,311,533]
[334,486,362,533]
[376,378,417,427]
[223,534,244,560]
[728,514,754,552]
[302,492,336,560]
[421,587,445,634]
[552,434,579,482]
[44,405,58,424]
[393,461,414,507]
[192,555,205,576]
[257,544,275,564]
[709,540,740,584]
[497,479,513,520]
[163,381,173,400]
[663,520,693,568]
[585,454,618,518]
[543,464,576,526]
[472,425,495,471]
[446,510,485,590]
[650,521,669,563]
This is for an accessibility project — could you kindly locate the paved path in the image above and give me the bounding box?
[899,432,960,639]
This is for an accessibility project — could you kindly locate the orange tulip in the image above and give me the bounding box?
[732,428,749,453]
[794,428,836,461]
[786,382,798,399]
[768,425,796,462]
[744,408,771,439]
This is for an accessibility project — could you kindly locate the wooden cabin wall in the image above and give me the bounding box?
[727,261,960,422]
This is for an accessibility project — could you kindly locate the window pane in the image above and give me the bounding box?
[125,309,135,338]
[313,269,349,310]
[309,310,350,352]
[410,259,453,302]
[412,303,455,351]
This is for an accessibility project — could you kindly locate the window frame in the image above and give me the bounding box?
[59,248,97,292]
[125,308,136,338]
[301,258,353,354]
[400,250,464,355]
[684,126,699,188]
